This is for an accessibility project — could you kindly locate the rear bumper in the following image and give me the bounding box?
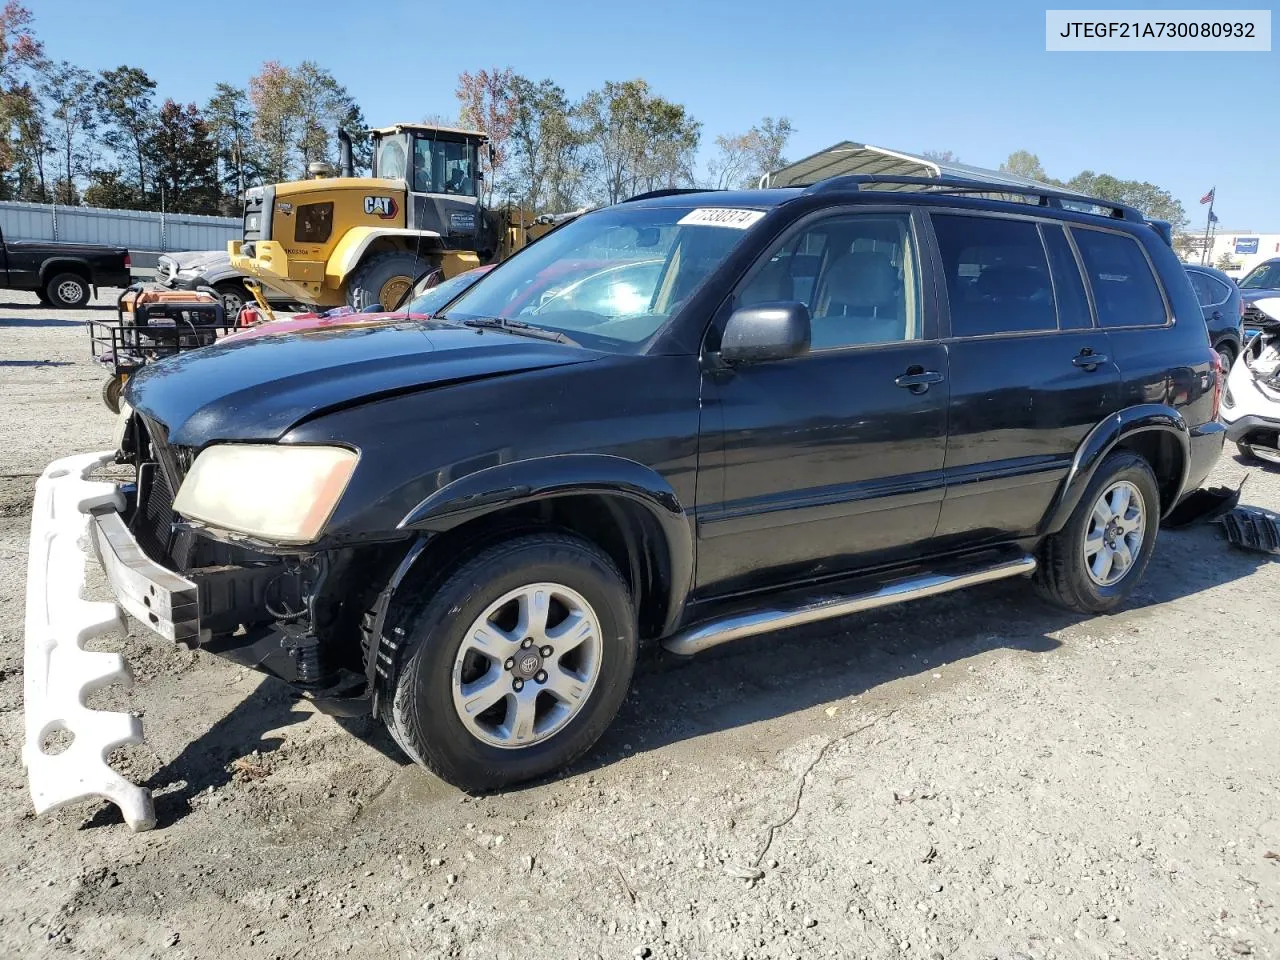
[23,451,198,832]
[1182,420,1227,497]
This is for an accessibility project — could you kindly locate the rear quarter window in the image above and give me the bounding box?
[1071,228,1167,328]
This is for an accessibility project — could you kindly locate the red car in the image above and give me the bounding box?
[223,266,494,343]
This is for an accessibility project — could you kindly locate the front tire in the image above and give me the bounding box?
[347,251,422,312]
[211,281,246,318]
[1034,451,1160,614]
[382,533,637,792]
[45,272,89,309]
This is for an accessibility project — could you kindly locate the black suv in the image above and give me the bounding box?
[42,175,1225,795]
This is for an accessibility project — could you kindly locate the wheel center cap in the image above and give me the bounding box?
[512,651,543,680]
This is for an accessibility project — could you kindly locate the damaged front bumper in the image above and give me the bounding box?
[23,451,199,832]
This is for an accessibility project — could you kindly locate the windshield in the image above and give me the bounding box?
[403,268,490,314]
[1240,261,1280,290]
[413,136,478,196]
[442,204,764,349]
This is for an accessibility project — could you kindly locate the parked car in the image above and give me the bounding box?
[26,176,1225,827]
[1222,295,1280,464]
[221,265,493,344]
[1238,257,1280,338]
[156,249,295,315]
[1184,263,1245,370]
[0,225,130,307]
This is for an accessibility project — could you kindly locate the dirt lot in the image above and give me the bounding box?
[0,288,1277,960]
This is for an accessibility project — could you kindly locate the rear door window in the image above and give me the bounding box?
[1071,228,1168,328]
[931,214,1057,337]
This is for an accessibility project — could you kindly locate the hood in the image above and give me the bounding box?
[125,319,602,446]
[161,250,228,272]
[221,308,417,343]
[1242,288,1280,304]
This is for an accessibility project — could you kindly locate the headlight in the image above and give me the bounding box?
[173,444,359,544]
[175,268,201,279]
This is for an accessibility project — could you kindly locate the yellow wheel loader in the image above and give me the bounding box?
[228,123,571,309]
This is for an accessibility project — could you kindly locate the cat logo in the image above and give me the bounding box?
[363,196,399,219]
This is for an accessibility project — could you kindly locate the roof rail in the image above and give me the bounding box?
[802,174,1145,223]
[621,187,719,204]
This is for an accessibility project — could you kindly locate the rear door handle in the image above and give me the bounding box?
[894,369,945,393]
[1072,352,1109,369]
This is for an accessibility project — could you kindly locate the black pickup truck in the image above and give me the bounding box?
[0,224,132,307]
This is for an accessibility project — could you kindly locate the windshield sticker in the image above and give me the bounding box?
[678,208,765,229]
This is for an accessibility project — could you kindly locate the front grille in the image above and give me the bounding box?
[132,415,191,569]
[1244,304,1269,328]
[134,461,177,566]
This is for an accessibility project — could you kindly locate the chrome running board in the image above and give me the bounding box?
[662,553,1037,657]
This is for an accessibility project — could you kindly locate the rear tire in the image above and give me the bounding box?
[1034,451,1160,614]
[347,251,422,312]
[102,376,123,414]
[45,272,89,309]
[1216,344,1235,373]
[381,532,637,792]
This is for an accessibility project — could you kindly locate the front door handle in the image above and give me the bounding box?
[894,368,945,394]
[1072,350,1109,370]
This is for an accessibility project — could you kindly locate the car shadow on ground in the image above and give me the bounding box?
[573,518,1275,777]
[84,517,1275,827]
[0,316,86,327]
[0,360,74,367]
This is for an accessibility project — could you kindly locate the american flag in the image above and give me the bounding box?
[1200,188,1215,205]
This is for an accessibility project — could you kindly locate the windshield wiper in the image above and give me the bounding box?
[457,317,575,344]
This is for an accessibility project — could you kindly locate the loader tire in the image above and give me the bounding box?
[348,252,422,312]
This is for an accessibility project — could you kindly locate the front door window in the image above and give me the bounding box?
[413,138,477,196]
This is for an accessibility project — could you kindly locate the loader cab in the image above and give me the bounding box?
[370,123,490,246]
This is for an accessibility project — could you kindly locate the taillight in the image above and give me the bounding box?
[124,252,131,269]
[1239,298,1247,317]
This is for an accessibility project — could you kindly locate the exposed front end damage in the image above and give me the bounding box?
[1222,297,1280,464]
[23,414,407,829]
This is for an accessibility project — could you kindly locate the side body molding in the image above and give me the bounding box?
[398,454,695,636]
[1042,403,1190,534]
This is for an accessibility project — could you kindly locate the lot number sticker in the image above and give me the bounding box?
[678,208,766,229]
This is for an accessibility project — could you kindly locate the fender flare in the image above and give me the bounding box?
[325,227,442,284]
[39,256,92,284]
[397,452,694,632]
[1043,403,1190,533]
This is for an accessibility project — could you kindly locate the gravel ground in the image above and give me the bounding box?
[1,288,1277,960]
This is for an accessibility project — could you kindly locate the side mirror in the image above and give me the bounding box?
[720,302,811,364]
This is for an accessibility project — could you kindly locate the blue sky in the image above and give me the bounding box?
[30,0,1278,229]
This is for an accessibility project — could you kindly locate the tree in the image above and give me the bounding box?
[708,116,794,189]
[1067,170,1187,230]
[577,79,700,204]
[248,61,298,183]
[505,75,586,211]
[92,65,156,207]
[205,82,259,208]
[41,61,96,204]
[455,67,517,203]
[83,169,138,209]
[1000,149,1049,182]
[6,81,49,199]
[149,99,219,214]
[0,1,43,197]
[921,149,959,163]
[249,61,366,182]
[1215,250,1238,271]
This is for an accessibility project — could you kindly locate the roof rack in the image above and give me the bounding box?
[802,174,1145,223]
[621,187,719,204]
